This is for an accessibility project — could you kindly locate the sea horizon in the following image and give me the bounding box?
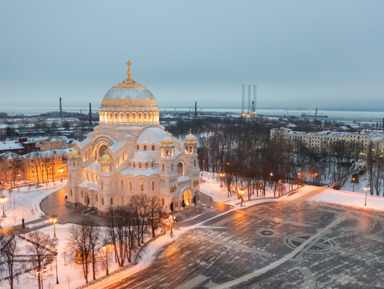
[1,105,384,124]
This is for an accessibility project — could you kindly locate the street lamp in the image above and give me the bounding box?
[0,193,7,218]
[219,172,225,187]
[168,215,176,238]
[49,214,58,239]
[238,188,245,207]
[364,187,370,206]
[352,177,356,192]
[59,169,63,182]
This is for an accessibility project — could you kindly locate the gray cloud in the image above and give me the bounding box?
[1,0,384,111]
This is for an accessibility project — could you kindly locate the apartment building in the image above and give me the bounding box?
[270,128,384,156]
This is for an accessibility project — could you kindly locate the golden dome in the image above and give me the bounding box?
[184,129,197,143]
[100,153,113,163]
[69,149,80,157]
[161,134,174,146]
[101,61,158,108]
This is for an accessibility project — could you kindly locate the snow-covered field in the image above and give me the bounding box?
[1,173,384,289]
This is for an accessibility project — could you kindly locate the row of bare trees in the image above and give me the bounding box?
[1,229,58,289]
[66,194,164,284]
[193,118,376,198]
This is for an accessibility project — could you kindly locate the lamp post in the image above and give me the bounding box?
[219,172,225,187]
[55,252,59,284]
[238,188,245,207]
[364,187,369,206]
[352,177,356,192]
[169,215,176,238]
[49,214,58,239]
[59,169,63,182]
[0,193,7,218]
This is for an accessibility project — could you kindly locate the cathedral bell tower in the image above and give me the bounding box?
[99,153,116,209]
[67,149,82,206]
[159,133,177,195]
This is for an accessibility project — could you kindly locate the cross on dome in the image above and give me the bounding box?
[126,60,132,80]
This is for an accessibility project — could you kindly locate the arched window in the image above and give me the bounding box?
[130,181,133,191]
[138,163,142,168]
[96,195,98,202]
[145,162,149,168]
[144,145,147,151]
[102,198,104,205]
[194,160,196,167]
[140,182,144,192]
[171,164,174,172]
[152,145,155,151]
[110,197,113,206]
[70,189,73,196]
[137,145,139,150]
[121,180,123,189]
[178,162,184,177]
[162,164,164,172]
[152,181,155,190]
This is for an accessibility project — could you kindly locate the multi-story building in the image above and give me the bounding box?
[35,137,76,151]
[270,128,384,156]
[0,149,69,184]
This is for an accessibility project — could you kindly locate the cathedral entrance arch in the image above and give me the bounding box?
[182,189,192,207]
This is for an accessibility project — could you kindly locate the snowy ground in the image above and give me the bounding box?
[1,173,384,288]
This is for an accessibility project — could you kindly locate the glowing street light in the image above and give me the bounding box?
[364,187,370,206]
[219,172,225,187]
[238,188,245,207]
[0,193,7,218]
[49,214,58,239]
[168,215,176,238]
[59,169,64,182]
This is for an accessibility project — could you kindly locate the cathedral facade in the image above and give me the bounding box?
[66,62,200,214]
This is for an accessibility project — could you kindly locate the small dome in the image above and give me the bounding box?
[100,153,113,163]
[184,130,197,143]
[69,149,80,157]
[161,134,174,146]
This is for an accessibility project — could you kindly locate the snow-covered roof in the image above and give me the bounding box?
[78,180,98,191]
[136,127,167,145]
[24,149,71,159]
[0,151,21,160]
[109,141,126,153]
[121,133,136,138]
[86,162,100,171]
[119,167,158,177]
[131,151,155,163]
[78,138,92,149]
[0,141,23,151]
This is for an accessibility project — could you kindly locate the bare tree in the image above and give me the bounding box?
[1,229,18,289]
[25,231,57,289]
[106,206,134,267]
[148,196,162,238]
[67,221,91,283]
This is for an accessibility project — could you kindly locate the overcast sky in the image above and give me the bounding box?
[1,0,384,111]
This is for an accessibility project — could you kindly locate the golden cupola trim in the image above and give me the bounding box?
[184,129,197,143]
[99,61,160,126]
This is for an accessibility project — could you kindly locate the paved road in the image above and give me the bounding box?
[96,200,384,289]
[40,188,106,226]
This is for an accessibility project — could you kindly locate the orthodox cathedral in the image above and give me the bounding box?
[66,61,200,214]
